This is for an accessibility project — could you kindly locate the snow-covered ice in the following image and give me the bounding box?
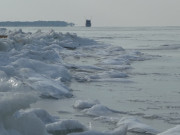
[46,119,87,134]
[1,27,180,135]
[0,93,48,135]
[0,28,96,99]
[67,125,127,135]
[82,104,121,117]
[14,108,58,124]
[0,28,97,135]
[117,117,159,134]
[73,100,100,109]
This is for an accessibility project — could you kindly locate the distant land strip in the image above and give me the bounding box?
[0,21,74,27]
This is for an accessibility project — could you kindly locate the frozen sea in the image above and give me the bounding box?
[0,26,180,135]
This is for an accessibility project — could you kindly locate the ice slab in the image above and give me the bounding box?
[117,117,159,134]
[46,119,87,135]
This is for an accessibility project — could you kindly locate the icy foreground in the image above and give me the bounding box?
[0,29,128,135]
[73,100,160,134]
[0,28,95,98]
[0,94,49,135]
[0,28,179,135]
[0,28,96,135]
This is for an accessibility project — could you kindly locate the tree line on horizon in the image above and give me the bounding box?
[0,21,74,27]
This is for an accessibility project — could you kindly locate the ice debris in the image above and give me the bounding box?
[0,93,48,135]
[67,125,127,135]
[117,117,159,134]
[46,119,87,135]
[73,100,100,109]
[82,104,119,117]
[14,108,58,124]
[0,29,96,99]
[0,28,98,135]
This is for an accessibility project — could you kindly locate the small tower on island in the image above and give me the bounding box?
[86,20,91,27]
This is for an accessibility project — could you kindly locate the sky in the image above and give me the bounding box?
[0,0,180,27]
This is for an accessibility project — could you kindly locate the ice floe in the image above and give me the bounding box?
[0,28,99,135]
[82,104,121,117]
[0,93,49,135]
[0,93,36,117]
[46,119,87,134]
[74,100,126,118]
[14,108,58,124]
[0,28,96,99]
[64,45,152,83]
[67,125,127,135]
[73,100,100,109]
[117,117,159,134]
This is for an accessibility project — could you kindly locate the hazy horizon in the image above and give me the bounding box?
[1,0,180,27]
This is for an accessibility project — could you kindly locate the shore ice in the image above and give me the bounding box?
[1,28,179,135]
[0,28,96,99]
[0,28,96,135]
[73,100,100,109]
[0,93,49,135]
[67,125,127,135]
[117,117,159,134]
[46,119,87,134]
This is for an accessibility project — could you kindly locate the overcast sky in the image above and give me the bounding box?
[0,0,180,26]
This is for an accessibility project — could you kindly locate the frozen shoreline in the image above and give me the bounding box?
[0,28,180,135]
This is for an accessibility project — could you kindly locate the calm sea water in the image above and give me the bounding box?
[9,26,180,134]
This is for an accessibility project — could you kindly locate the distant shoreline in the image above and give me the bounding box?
[0,21,74,27]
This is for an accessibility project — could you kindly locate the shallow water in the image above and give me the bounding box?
[29,26,180,134]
